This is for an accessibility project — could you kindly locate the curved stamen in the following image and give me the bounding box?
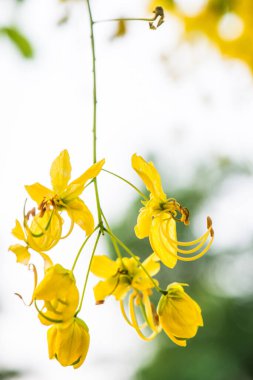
[157,218,214,261]
[60,217,74,240]
[34,301,63,323]
[141,291,161,333]
[176,236,214,261]
[129,292,158,341]
[163,217,213,247]
[163,220,210,254]
[120,299,147,329]
[24,209,55,238]
[14,263,38,306]
[120,299,134,327]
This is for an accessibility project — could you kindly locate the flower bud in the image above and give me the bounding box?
[47,317,90,369]
[33,264,79,325]
[157,282,203,346]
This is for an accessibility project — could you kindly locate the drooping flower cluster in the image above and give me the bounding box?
[9,150,214,368]
[9,150,104,368]
[34,264,90,368]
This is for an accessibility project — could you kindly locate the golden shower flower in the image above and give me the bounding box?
[157,282,203,347]
[91,253,160,303]
[132,154,214,268]
[9,219,54,267]
[91,253,161,341]
[47,317,90,369]
[25,150,105,236]
[33,264,79,325]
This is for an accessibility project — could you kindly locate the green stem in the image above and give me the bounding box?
[76,230,101,314]
[72,225,99,271]
[104,228,167,295]
[102,168,148,200]
[94,17,156,24]
[86,0,103,228]
[100,209,123,261]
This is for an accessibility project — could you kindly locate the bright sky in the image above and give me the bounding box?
[1,0,253,379]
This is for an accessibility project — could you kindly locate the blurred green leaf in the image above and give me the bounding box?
[0,369,20,379]
[0,26,34,58]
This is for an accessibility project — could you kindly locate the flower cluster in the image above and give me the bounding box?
[9,150,213,368]
[9,150,104,367]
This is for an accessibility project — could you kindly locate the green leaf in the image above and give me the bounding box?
[0,26,34,58]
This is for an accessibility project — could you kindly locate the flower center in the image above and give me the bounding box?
[160,199,190,225]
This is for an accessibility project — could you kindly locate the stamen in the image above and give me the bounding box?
[24,210,55,238]
[163,223,210,254]
[34,301,63,324]
[141,291,161,333]
[129,292,158,341]
[120,298,147,329]
[60,218,74,240]
[164,217,213,247]
[14,263,38,307]
[157,218,214,262]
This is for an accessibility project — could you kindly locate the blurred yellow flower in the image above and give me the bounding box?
[33,264,79,325]
[25,149,105,236]
[157,282,203,346]
[132,154,214,268]
[151,0,253,72]
[47,317,90,369]
[91,253,160,303]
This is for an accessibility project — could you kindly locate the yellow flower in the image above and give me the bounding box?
[33,264,79,325]
[157,282,203,347]
[91,253,160,303]
[91,254,161,341]
[9,219,53,267]
[132,154,214,268]
[25,150,105,236]
[151,0,253,72]
[47,317,90,369]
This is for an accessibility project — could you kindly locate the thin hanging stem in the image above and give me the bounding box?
[100,209,123,261]
[104,228,167,295]
[72,225,99,271]
[102,168,148,200]
[76,230,101,314]
[86,0,103,229]
[94,16,157,24]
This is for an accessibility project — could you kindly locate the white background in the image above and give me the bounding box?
[1,0,253,379]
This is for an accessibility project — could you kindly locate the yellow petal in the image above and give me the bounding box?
[33,264,78,301]
[47,324,58,359]
[142,253,161,276]
[134,206,153,239]
[25,183,54,205]
[47,318,90,368]
[66,198,94,235]
[70,159,105,188]
[157,283,203,345]
[91,255,119,278]
[26,210,62,252]
[131,154,166,200]
[113,276,131,300]
[50,150,72,194]
[12,220,26,241]
[93,277,119,303]
[149,217,178,269]
[9,244,31,265]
